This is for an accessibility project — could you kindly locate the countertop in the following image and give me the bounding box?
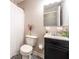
[44,33,69,41]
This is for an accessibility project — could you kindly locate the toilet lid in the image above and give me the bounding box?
[20,44,33,53]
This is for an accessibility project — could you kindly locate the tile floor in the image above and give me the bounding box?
[11,54,42,59]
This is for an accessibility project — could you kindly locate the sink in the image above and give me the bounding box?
[44,33,69,41]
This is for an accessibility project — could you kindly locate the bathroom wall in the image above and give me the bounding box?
[62,0,69,26]
[24,0,45,45]
[10,2,24,58]
[18,0,69,45]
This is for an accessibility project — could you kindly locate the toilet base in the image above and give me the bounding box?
[22,55,32,59]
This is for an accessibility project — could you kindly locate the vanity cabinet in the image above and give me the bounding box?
[45,38,69,59]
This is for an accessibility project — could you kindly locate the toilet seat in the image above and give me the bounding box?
[20,44,33,56]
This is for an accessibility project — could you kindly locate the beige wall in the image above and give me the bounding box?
[62,0,69,26]
[18,0,69,45]
[24,0,45,45]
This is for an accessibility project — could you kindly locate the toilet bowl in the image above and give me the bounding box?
[20,45,33,59]
[20,35,37,59]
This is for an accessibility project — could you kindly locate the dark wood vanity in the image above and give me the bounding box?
[45,38,69,59]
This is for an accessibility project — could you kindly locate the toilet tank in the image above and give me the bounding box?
[25,35,38,46]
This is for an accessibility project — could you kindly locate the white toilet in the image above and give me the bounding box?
[20,35,37,59]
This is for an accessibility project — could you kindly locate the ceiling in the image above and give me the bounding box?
[11,0,24,4]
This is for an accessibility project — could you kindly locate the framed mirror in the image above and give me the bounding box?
[44,1,63,26]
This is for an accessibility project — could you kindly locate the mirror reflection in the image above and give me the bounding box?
[44,0,68,26]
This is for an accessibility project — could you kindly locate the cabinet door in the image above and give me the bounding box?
[45,38,69,59]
